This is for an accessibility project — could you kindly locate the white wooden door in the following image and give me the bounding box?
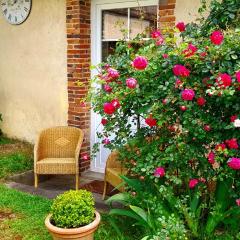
[90,0,158,173]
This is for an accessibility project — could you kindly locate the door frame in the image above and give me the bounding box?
[90,0,159,173]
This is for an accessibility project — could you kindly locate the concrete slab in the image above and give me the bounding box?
[5,170,109,211]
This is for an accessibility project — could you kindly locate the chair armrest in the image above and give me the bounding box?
[34,135,41,172]
[75,131,84,172]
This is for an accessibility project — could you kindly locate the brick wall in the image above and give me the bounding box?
[65,0,176,172]
[66,0,91,172]
[159,0,176,29]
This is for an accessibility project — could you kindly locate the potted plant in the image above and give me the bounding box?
[45,190,101,240]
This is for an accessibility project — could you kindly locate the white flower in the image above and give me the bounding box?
[233,119,240,128]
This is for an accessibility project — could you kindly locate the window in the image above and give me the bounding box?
[101,5,158,60]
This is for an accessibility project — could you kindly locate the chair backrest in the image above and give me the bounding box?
[38,126,84,159]
[106,151,122,169]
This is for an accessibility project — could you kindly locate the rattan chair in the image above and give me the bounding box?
[34,126,84,190]
[102,151,127,200]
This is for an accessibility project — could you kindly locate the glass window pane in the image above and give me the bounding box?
[102,41,117,61]
[102,9,128,40]
[130,6,157,39]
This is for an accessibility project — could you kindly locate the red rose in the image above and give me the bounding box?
[215,143,226,151]
[197,97,206,106]
[236,71,240,83]
[204,125,211,132]
[182,43,198,58]
[101,118,108,125]
[216,73,232,88]
[145,117,157,127]
[210,30,224,45]
[230,115,238,122]
[103,102,115,115]
[103,84,112,93]
[189,179,199,189]
[176,22,186,32]
[173,64,190,77]
[225,138,238,149]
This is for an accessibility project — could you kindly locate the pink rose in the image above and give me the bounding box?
[225,138,238,149]
[227,158,240,170]
[101,118,108,125]
[162,54,169,59]
[180,105,187,111]
[189,179,199,189]
[145,117,157,127]
[230,115,238,122]
[154,167,165,177]
[236,199,240,206]
[103,84,112,93]
[215,143,226,151]
[107,68,120,79]
[208,151,215,164]
[210,30,224,45]
[216,73,232,88]
[156,36,164,46]
[103,102,115,115]
[176,22,186,32]
[181,89,195,101]
[103,138,111,145]
[173,64,190,77]
[126,77,138,89]
[182,43,198,58]
[81,154,89,161]
[132,56,148,70]
[111,99,121,109]
[151,30,161,39]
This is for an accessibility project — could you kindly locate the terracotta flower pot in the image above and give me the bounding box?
[45,211,101,240]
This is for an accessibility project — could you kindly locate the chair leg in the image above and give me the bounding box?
[102,180,107,200]
[76,174,79,190]
[34,173,38,188]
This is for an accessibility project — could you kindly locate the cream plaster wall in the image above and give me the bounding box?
[175,0,210,24]
[0,0,68,143]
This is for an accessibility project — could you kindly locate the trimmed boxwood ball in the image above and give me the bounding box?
[51,190,95,228]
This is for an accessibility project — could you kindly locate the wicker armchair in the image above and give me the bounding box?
[34,126,84,190]
[102,151,127,200]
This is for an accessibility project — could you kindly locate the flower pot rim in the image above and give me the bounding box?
[45,210,101,235]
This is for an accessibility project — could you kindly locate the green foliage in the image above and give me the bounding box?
[91,1,240,238]
[51,190,95,228]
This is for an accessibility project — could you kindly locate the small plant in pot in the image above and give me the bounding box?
[45,190,101,240]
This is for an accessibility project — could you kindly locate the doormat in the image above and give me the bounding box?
[80,180,119,196]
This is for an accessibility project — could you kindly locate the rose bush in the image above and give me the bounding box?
[90,1,240,238]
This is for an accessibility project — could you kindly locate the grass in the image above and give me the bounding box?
[0,185,51,240]
[0,185,138,240]
[0,136,14,145]
[0,153,33,179]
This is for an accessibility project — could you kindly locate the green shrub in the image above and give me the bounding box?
[51,190,95,228]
